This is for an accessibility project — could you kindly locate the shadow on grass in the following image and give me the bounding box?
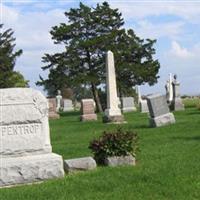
[186,111,200,115]
[60,111,80,117]
[171,136,200,141]
[133,124,150,129]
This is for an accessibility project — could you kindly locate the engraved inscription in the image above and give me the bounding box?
[0,123,41,136]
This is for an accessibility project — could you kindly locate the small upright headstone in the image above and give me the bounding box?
[147,94,175,127]
[171,75,185,111]
[0,88,64,187]
[81,99,97,121]
[63,99,74,112]
[121,97,136,113]
[139,99,149,113]
[104,51,124,123]
[48,98,60,119]
[56,90,62,112]
[136,86,149,113]
[165,73,173,104]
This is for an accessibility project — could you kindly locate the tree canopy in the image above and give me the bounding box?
[0,24,28,88]
[37,1,160,112]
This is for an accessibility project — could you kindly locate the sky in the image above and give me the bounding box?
[1,0,200,96]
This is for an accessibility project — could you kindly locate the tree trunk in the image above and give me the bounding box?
[91,83,103,113]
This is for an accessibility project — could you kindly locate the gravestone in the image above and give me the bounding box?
[0,88,64,187]
[48,98,60,119]
[122,97,136,113]
[147,93,175,127]
[171,75,185,111]
[165,73,173,104]
[56,90,62,112]
[136,86,149,113]
[81,99,97,121]
[139,99,149,113]
[104,51,124,123]
[63,99,74,112]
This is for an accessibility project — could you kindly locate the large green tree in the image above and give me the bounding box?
[0,24,28,88]
[37,2,160,112]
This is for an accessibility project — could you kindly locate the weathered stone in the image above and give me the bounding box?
[0,88,64,187]
[147,93,175,127]
[103,115,125,124]
[104,155,135,167]
[48,98,60,119]
[63,99,74,112]
[147,94,169,117]
[139,99,149,113]
[171,76,185,111]
[64,157,96,173]
[149,113,175,127]
[104,51,124,123]
[56,90,62,112]
[81,99,97,121]
[122,97,136,113]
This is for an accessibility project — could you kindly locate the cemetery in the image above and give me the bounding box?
[1,1,200,200]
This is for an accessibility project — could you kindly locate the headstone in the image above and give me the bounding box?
[0,88,64,187]
[104,51,124,123]
[139,99,149,113]
[64,157,96,173]
[48,98,60,119]
[121,97,136,113]
[56,90,62,112]
[136,85,142,104]
[104,155,135,167]
[147,93,175,127]
[136,86,149,113]
[171,74,185,111]
[81,99,97,121]
[63,99,74,112]
[165,73,173,103]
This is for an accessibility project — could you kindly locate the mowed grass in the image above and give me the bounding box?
[1,102,200,200]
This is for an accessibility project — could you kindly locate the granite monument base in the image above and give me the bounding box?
[103,115,125,123]
[81,114,97,121]
[122,107,137,113]
[49,112,60,120]
[149,113,175,127]
[0,153,64,188]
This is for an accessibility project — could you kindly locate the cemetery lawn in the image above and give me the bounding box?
[1,101,200,200]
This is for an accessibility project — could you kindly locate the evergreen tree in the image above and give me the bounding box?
[0,24,28,88]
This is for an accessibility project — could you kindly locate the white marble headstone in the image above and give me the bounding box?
[0,88,64,187]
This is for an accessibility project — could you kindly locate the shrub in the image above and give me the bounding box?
[89,127,138,164]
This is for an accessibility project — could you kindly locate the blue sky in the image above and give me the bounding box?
[1,0,200,95]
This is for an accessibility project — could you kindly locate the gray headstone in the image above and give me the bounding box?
[64,157,96,173]
[171,76,185,111]
[0,88,64,187]
[147,94,175,127]
[63,99,74,112]
[139,99,149,113]
[122,97,136,113]
[147,94,169,118]
[104,155,135,167]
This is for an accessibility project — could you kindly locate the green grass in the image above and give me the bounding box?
[1,106,200,200]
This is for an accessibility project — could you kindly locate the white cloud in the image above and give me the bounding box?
[107,1,200,23]
[133,20,184,40]
[168,41,193,59]
[2,4,66,92]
